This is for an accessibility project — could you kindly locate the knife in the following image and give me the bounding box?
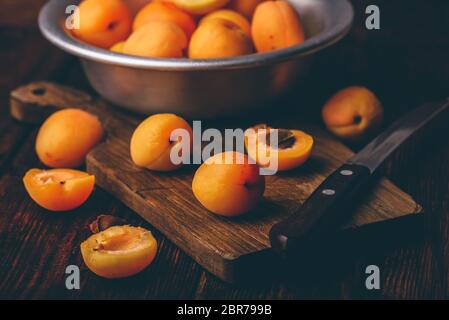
[269,99,449,259]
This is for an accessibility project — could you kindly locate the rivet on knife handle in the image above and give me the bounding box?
[269,163,371,257]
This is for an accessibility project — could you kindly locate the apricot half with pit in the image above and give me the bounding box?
[192,151,265,217]
[130,113,192,171]
[72,0,132,49]
[23,169,95,211]
[245,124,314,172]
[36,108,104,168]
[322,86,384,141]
[81,225,157,279]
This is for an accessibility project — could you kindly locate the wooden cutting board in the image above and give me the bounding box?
[10,82,422,283]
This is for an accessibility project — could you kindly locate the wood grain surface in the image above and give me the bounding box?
[0,0,448,299]
[10,82,421,282]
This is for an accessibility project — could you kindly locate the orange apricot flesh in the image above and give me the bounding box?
[192,151,265,217]
[72,0,132,49]
[130,113,192,171]
[189,18,253,59]
[123,21,188,58]
[35,109,104,168]
[81,226,157,278]
[245,125,314,171]
[133,1,196,39]
[322,86,384,141]
[201,9,251,37]
[23,169,95,211]
[251,0,305,53]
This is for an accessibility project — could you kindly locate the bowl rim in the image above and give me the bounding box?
[38,0,354,71]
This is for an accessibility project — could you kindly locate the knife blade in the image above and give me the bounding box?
[269,99,449,259]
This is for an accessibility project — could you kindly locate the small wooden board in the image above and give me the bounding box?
[11,82,422,283]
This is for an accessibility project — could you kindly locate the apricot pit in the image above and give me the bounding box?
[245,124,314,171]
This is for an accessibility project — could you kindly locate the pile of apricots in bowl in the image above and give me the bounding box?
[21,83,383,277]
[72,0,306,59]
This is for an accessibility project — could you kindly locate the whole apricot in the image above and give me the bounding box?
[133,1,196,39]
[72,0,132,49]
[189,18,253,59]
[192,151,265,217]
[252,0,305,53]
[36,109,104,168]
[228,0,266,19]
[123,21,187,58]
[81,226,157,278]
[322,86,384,141]
[23,169,95,211]
[201,9,251,37]
[245,124,314,172]
[130,113,192,171]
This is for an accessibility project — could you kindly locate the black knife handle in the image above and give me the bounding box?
[269,163,372,259]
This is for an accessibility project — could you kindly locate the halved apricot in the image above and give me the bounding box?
[72,0,132,49]
[133,1,196,39]
[36,108,104,168]
[130,113,192,171]
[192,151,265,216]
[81,225,157,278]
[245,124,314,171]
[23,169,95,211]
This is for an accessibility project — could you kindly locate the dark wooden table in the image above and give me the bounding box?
[1,0,448,299]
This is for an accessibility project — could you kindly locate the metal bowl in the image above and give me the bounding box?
[39,0,353,118]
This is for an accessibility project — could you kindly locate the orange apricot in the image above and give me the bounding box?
[23,169,95,211]
[133,1,196,39]
[72,0,132,49]
[130,113,192,171]
[189,18,254,59]
[251,0,305,53]
[110,41,125,52]
[245,125,314,172]
[228,0,266,19]
[201,9,251,37]
[322,86,384,141]
[192,151,265,216]
[169,0,231,15]
[123,21,187,58]
[36,109,104,168]
[81,226,157,278]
